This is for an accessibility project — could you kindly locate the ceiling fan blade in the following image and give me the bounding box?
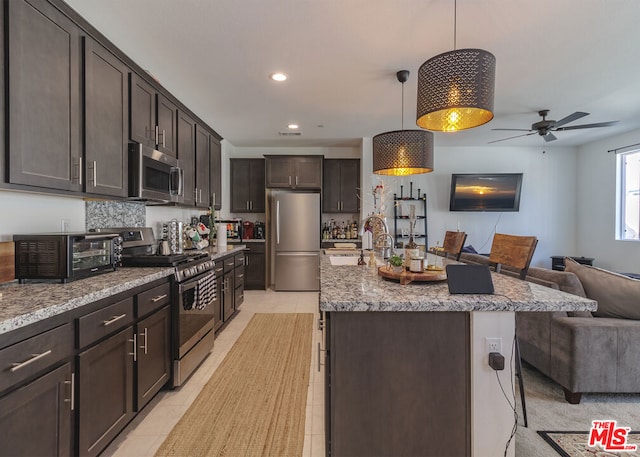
[491,128,531,132]
[543,132,557,142]
[488,132,537,144]
[555,121,619,131]
[552,111,589,128]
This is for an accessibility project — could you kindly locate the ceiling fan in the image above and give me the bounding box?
[489,110,618,144]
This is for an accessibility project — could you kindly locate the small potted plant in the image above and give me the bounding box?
[389,254,404,274]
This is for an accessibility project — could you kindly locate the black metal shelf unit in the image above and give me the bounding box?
[393,193,427,248]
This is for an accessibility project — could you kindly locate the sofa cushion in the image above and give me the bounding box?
[564,257,640,320]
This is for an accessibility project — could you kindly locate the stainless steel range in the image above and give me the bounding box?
[96,227,216,387]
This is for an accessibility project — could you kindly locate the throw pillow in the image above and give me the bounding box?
[564,257,640,319]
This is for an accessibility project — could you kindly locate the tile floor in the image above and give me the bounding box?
[101,290,325,457]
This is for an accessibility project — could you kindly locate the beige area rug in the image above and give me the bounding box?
[156,313,313,457]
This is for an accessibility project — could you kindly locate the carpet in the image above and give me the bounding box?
[156,313,314,457]
[538,431,640,457]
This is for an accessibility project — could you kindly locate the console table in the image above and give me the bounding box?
[550,256,595,271]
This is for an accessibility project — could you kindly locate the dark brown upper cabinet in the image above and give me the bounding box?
[177,110,196,206]
[7,0,83,191]
[129,73,177,157]
[84,37,129,197]
[265,155,322,189]
[323,159,360,213]
[209,136,222,210]
[230,159,265,213]
[194,124,211,208]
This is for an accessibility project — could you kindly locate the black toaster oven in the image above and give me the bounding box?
[14,233,123,283]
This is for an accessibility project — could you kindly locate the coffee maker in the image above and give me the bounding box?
[242,221,254,240]
[254,221,265,239]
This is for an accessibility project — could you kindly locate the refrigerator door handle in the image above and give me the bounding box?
[276,199,280,245]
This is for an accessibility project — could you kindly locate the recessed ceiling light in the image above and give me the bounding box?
[270,73,287,82]
[288,124,299,129]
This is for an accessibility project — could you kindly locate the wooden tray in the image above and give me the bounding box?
[378,265,447,285]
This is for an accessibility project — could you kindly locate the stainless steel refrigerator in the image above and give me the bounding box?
[270,191,320,291]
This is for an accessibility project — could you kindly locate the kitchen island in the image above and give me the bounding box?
[319,254,596,457]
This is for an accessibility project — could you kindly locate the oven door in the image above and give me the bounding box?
[69,234,117,280]
[176,271,216,359]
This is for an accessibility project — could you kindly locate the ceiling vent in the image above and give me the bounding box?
[278,131,302,136]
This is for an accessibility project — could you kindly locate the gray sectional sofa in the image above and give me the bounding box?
[459,252,640,404]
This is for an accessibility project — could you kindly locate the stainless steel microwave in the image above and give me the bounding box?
[14,233,123,283]
[128,143,183,203]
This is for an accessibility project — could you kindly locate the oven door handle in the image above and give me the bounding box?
[177,270,214,293]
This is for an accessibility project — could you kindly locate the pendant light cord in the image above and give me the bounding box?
[453,0,457,50]
[401,80,405,130]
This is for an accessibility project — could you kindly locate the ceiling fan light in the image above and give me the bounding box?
[373,129,434,176]
[416,49,496,132]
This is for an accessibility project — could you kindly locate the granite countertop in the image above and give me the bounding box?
[319,254,597,313]
[0,267,174,335]
[0,245,247,336]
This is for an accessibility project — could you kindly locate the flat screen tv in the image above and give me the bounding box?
[449,173,523,212]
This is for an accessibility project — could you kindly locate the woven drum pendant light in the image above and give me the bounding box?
[373,70,434,176]
[416,0,495,132]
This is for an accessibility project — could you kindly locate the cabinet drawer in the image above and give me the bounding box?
[235,253,245,268]
[137,282,171,318]
[235,265,245,288]
[223,256,236,273]
[234,286,244,308]
[78,297,134,348]
[0,323,73,392]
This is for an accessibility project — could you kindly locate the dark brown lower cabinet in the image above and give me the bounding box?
[78,326,134,457]
[244,244,266,290]
[0,362,73,457]
[326,312,471,457]
[223,269,235,321]
[136,305,171,410]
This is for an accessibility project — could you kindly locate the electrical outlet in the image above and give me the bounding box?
[485,337,502,354]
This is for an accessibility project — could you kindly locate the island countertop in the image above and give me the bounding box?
[319,254,597,313]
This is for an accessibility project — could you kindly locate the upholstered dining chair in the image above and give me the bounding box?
[488,233,538,280]
[440,231,467,261]
[488,232,538,428]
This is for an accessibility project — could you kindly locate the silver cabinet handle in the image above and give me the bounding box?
[64,372,75,411]
[296,175,299,186]
[79,156,83,185]
[288,176,292,186]
[276,200,280,244]
[212,192,216,207]
[151,294,168,302]
[246,201,249,210]
[10,349,52,372]
[129,333,137,362]
[237,274,244,279]
[317,342,325,372]
[155,125,159,145]
[92,161,97,186]
[140,328,148,355]
[162,129,166,148]
[250,201,253,210]
[215,267,223,273]
[245,256,249,266]
[103,313,126,326]
[337,201,340,211]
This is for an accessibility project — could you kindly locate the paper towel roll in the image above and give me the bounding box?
[216,223,227,251]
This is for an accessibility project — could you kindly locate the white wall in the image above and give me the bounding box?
[361,142,578,269]
[577,128,640,271]
[0,190,86,240]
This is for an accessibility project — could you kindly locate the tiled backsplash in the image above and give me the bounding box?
[85,201,146,230]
